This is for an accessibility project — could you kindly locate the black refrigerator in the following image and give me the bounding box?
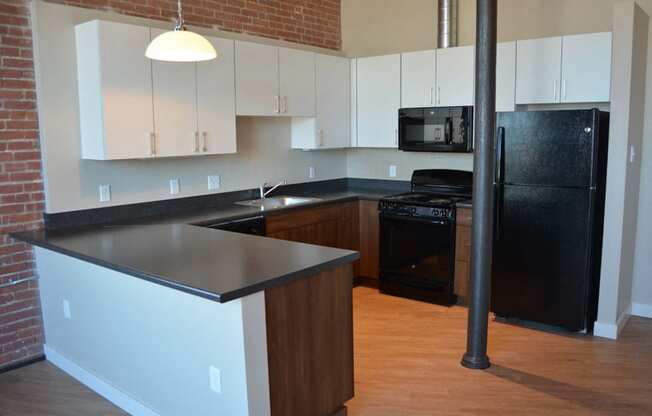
[491,109,609,332]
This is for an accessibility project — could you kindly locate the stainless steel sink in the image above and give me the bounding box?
[235,196,322,210]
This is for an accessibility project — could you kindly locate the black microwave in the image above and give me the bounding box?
[398,106,473,152]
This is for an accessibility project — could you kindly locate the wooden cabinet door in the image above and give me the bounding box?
[401,49,436,108]
[436,45,474,106]
[454,207,472,303]
[151,28,197,158]
[561,32,612,103]
[197,36,236,155]
[76,20,154,160]
[356,54,401,148]
[278,47,316,116]
[358,200,379,279]
[496,42,516,112]
[235,41,279,116]
[515,37,562,104]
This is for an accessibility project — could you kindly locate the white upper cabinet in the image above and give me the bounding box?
[401,50,436,108]
[516,37,563,104]
[235,41,279,116]
[561,32,612,103]
[496,42,516,112]
[356,54,401,148]
[197,36,237,155]
[151,29,197,158]
[75,20,154,160]
[291,54,350,149]
[350,59,357,146]
[278,47,316,116]
[436,45,474,106]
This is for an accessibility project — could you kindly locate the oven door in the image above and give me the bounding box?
[379,213,455,292]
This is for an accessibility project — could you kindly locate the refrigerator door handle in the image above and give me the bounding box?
[495,126,505,241]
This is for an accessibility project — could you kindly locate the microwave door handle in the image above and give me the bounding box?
[495,126,505,241]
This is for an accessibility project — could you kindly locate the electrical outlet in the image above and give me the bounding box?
[209,366,222,394]
[99,185,111,202]
[208,175,221,191]
[389,165,397,178]
[63,300,71,320]
[308,166,316,179]
[169,178,180,195]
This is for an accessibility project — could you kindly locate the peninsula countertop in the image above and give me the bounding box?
[15,223,358,303]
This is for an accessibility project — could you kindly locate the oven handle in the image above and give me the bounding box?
[380,212,451,226]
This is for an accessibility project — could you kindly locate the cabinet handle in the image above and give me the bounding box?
[317,129,324,147]
[281,96,288,113]
[429,87,434,105]
[274,95,280,113]
[437,86,441,105]
[149,132,157,156]
[193,131,200,153]
[562,80,567,101]
[394,128,399,146]
[202,132,208,152]
[553,80,558,102]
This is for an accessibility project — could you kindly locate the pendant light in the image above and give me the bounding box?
[145,0,217,62]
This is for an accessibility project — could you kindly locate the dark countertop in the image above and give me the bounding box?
[11,186,396,303]
[17,224,359,303]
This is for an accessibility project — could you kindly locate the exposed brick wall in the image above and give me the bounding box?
[0,0,341,370]
[0,0,45,369]
[53,0,342,50]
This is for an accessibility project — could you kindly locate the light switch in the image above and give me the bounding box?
[389,165,398,178]
[169,178,180,195]
[99,185,111,202]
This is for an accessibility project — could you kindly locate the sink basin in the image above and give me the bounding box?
[235,195,322,210]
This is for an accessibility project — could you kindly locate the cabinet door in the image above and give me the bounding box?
[515,37,562,104]
[350,59,358,147]
[401,50,436,108]
[436,45,474,106]
[235,41,279,116]
[151,29,198,157]
[357,54,401,148]
[279,47,316,116]
[496,42,516,112]
[197,37,236,155]
[76,20,154,160]
[358,200,379,279]
[561,32,612,103]
[316,54,350,148]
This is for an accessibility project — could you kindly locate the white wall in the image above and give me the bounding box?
[32,1,347,214]
[36,247,270,416]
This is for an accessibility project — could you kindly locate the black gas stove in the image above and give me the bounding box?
[378,169,472,305]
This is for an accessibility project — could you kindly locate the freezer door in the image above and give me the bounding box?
[496,110,599,187]
[491,185,593,331]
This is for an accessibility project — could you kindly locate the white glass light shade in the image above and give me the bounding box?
[145,29,217,62]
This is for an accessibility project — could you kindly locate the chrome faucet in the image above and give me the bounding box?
[259,180,286,199]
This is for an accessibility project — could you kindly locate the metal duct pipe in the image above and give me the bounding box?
[438,0,458,48]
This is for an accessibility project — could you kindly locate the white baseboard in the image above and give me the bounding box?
[44,345,159,416]
[631,302,652,318]
[593,305,632,339]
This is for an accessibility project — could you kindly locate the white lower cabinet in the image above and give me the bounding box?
[291,54,350,149]
[356,54,401,148]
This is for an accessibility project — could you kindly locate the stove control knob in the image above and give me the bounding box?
[410,207,417,214]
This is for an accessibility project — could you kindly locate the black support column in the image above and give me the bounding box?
[461,0,497,370]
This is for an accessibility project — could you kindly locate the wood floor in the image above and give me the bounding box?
[347,287,652,416]
[0,286,651,415]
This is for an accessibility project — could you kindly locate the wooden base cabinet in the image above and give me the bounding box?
[454,207,472,303]
[358,200,380,279]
